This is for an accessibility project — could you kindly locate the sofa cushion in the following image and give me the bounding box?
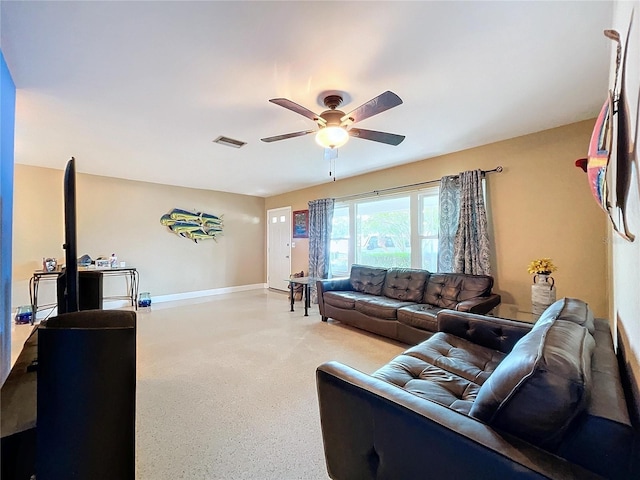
[470,317,595,449]
[354,297,415,320]
[541,297,596,334]
[323,291,373,310]
[423,273,493,308]
[402,332,506,385]
[397,304,443,333]
[382,268,430,302]
[349,265,387,295]
[373,356,479,414]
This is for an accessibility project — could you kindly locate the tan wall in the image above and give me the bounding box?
[610,1,640,417]
[12,164,265,309]
[266,120,608,317]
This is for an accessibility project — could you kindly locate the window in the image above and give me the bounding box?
[329,205,350,277]
[356,196,410,269]
[329,187,439,276]
[419,191,439,271]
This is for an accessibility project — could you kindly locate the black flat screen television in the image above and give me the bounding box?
[56,157,79,313]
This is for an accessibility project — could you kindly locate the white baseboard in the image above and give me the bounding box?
[148,283,267,304]
[28,283,268,319]
[31,305,56,320]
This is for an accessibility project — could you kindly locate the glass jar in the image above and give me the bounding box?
[15,305,34,325]
[138,292,151,310]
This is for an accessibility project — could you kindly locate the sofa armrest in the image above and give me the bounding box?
[316,278,353,320]
[437,310,533,354]
[457,293,502,314]
[317,361,598,480]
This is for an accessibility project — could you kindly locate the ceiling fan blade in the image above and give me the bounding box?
[340,91,403,124]
[261,130,315,143]
[269,98,326,126]
[349,128,405,146]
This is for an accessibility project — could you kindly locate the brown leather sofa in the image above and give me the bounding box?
[316,298,639,479]
[317,264,501,344]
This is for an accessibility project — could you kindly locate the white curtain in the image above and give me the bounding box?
[308,198,335,303]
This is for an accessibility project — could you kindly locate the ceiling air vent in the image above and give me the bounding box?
[213,136,246,148]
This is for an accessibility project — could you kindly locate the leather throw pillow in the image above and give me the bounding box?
[470,316,595,449]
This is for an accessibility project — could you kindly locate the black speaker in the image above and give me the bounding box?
[58,271,104,313]
[36,310,136,480]
[78,270,103,311]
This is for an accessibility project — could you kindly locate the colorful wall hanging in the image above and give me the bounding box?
[160,208,223,243]
[576,13,637,242]
[292,210,309,238]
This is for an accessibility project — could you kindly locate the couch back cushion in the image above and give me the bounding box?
[469,313,595,449]
[382,269,430,302]
[423,273,493,308]
[541,297,596,334]
[349,265,388,295]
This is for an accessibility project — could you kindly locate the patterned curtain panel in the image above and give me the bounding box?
[308,198,335,303]
[453,169,491,275]
[437,175,460,273]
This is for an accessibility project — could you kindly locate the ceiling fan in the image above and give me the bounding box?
[260,90,406,150]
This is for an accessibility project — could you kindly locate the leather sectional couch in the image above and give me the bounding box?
[316,298,638,479]
[317,264,501,344]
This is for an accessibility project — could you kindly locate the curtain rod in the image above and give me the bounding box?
[334,166,503,202]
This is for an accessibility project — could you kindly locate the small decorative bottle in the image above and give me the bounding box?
[110,253,118,268]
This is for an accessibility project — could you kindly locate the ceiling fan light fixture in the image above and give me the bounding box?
[315,126,349,149]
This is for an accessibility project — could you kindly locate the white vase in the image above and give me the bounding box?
[531,273,556,316]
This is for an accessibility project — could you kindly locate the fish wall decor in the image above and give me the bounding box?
[160,208,224,243]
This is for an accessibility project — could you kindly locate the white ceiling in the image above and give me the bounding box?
[1,1,613,197]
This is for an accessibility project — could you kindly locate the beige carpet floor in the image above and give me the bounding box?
[132,289,406,479]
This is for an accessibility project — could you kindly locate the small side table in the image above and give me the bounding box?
[286,276,313,316]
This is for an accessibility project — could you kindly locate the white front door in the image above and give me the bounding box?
[267,207,292,291]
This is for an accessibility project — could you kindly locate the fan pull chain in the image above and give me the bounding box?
[333,155,336,181]
[329,155,336,181]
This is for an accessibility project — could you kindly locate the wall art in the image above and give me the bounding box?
[292,210,309,238]
[160,208,224,243]
[576,13,638,242]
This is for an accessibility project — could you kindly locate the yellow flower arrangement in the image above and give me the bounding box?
[527,258,557,275]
